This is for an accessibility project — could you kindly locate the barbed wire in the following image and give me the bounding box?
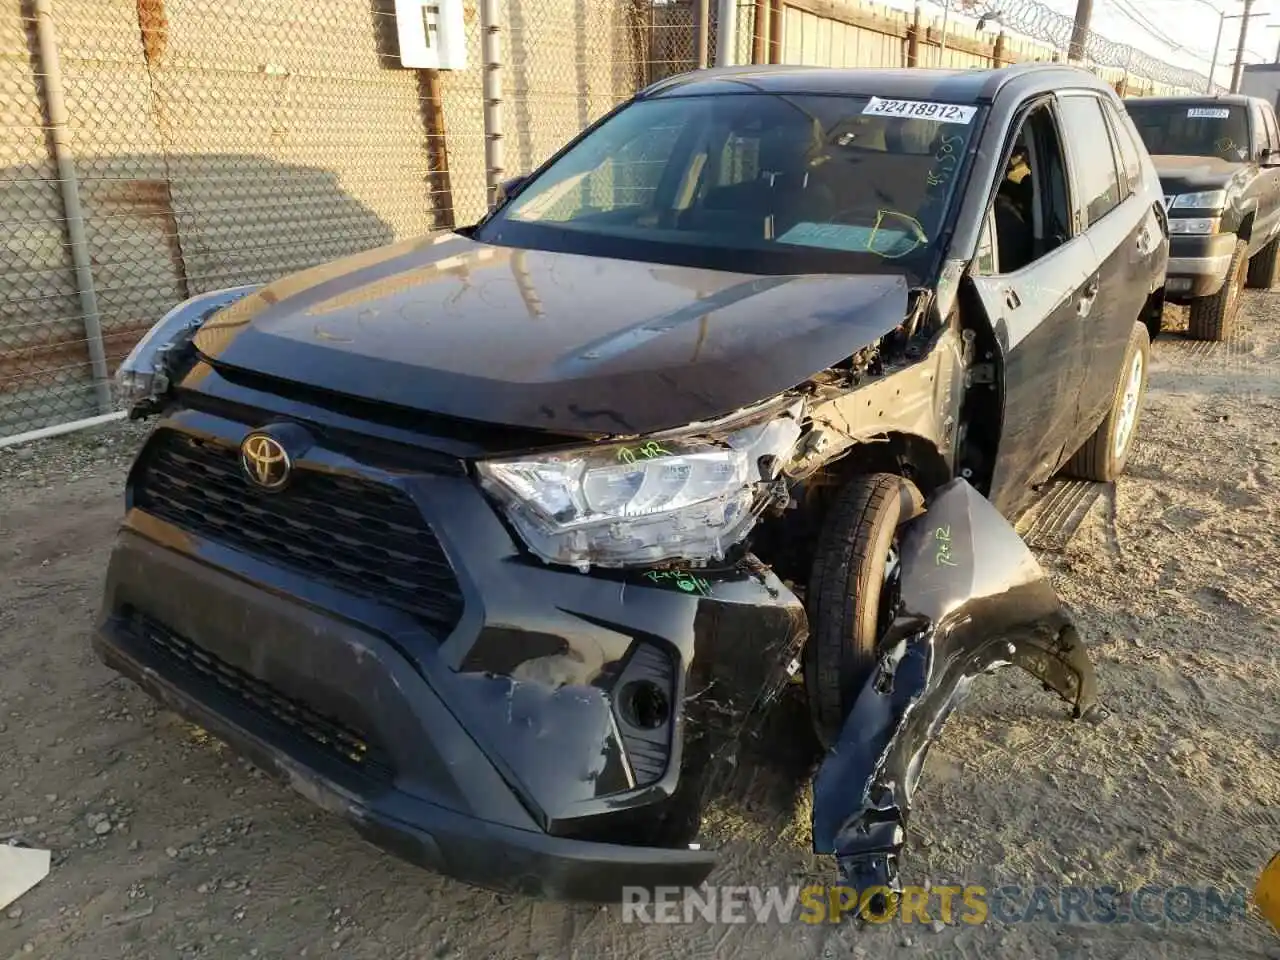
[978,0,1215,92]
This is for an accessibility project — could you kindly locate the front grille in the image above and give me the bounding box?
[135,430,464,635]
[122,609,394,782]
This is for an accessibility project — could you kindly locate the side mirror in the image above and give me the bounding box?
[1261,148,1280,168]
[494,175,527,208]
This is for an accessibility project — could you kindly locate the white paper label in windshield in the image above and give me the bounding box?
[861,97,976,124]
[1188,107,1230,118]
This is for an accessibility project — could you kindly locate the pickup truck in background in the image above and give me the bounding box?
[1125,94,1280,341]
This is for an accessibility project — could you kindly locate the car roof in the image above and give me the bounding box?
[638,63,1113,104]
[1127,93,1256,107]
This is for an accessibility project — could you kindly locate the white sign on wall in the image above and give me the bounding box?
[394,0,468,70]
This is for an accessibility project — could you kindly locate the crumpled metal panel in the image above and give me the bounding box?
[811,478,1098,907]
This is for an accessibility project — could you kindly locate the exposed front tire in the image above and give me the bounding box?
[1063,323,1150,482]
[1188,238,1247,341]
[803,473,921,749]
[1246,236,1280,289]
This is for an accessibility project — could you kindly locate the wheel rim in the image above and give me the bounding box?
[1113,349,1144,459]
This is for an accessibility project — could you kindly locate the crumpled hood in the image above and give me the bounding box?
[1152,155,1247,197]
[193,232,910,436]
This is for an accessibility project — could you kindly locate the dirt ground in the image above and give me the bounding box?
[1,297,1278,960]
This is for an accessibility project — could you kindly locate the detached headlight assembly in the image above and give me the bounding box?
[115,285,261,412]
[477,401,804,571]
[1170,190,1227,210]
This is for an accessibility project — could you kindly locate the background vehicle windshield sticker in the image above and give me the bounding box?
[862,97,976,124]
[1188,107,1230,119]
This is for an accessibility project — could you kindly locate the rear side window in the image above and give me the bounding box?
[1263,104,1279,154]
[1251,102,1269,159]
[1106,101,1144,193]
[1058,95,1123,225]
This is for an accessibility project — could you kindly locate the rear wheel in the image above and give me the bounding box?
[803,473,920,749]
[1063,323,1150,482]
[1188,238,1247,342]
[1247,236,1280,289]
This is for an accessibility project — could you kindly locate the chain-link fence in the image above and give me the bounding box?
[0,0,1208,442]
[3,0,474,438]
[0,0,695,441]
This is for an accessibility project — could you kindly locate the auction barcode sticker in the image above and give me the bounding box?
[862,97,977,124]
[1188,107,1230,119]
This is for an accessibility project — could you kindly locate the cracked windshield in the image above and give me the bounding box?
[496,92,979,267]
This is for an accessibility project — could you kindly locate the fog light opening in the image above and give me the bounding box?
[618,679,670,730]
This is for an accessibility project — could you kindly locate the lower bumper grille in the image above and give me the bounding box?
[121,609,394,782]
[134,429,464,636]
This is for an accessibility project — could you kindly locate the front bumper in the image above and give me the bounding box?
[95,408,806,898]
[1165,233,1237,300]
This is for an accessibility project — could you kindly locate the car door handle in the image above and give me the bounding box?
[1077,276,1100,316]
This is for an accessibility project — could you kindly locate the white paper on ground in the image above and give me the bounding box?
[0,846,51,911]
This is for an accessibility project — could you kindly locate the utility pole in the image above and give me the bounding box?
[1209,12,1225,92]
[1068,0,1093,61]
[1232,0,1256,92]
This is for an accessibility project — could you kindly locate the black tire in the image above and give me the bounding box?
[1246,236,1280,289]
[1188,238,1247,342]
[1063,323,1150,482]
[803,473,920,749]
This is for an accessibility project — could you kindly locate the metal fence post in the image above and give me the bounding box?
[479,0,505,206]
[768,0,782,63]
[33,0,112,414]
[714,0,737,66]
[696,0,710,68]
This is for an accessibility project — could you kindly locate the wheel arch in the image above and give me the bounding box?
[750,431,949,591]
[816,431,952,499]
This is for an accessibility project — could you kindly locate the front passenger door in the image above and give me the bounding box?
[969,100,1097,518]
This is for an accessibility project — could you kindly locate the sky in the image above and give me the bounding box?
[873,0,1280,88]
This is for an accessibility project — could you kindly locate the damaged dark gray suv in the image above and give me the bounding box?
[100,64,1166,904]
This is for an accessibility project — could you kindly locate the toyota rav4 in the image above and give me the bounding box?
[99,64,1165,904]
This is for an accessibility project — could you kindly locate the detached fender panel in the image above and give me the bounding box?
[810,478,1097,897]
